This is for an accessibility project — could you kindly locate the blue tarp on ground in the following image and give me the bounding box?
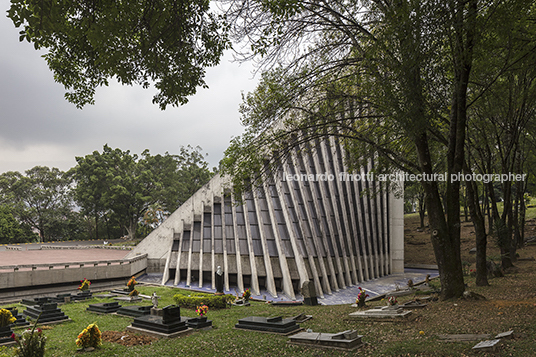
[137,268,439,306]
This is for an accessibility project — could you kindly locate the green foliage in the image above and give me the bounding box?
[173,293,233,309]
[72,145,213,240]
[0,205,35,244]
[7,0,229,109]
[0,167,72,242]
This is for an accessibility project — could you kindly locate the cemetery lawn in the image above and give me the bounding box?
[0,214,534,356]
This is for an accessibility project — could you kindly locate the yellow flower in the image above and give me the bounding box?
[419,330,425,335]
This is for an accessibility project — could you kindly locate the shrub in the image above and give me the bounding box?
[173,294,234,309]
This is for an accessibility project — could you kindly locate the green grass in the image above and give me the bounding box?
[2,280,535,357]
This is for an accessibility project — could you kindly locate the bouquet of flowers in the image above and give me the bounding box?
[242,288,251,301]
[127,276,137,291]
[356,287,369,307]
[196,305,208,317]
[388,296,398,306]
[78,278,91,291]
[0,309,16,327]
[12,326,46,357]
[75,323,102,349]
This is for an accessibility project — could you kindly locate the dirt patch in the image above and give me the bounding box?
[101,331,156,346]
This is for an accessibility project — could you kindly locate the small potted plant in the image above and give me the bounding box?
[356,287,369,307]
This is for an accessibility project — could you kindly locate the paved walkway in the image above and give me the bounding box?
[0,249,129,266]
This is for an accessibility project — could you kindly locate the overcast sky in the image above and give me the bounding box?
[0,1,258,174]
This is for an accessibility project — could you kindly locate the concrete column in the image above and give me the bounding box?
[263,178,295,299]
[284,158,324,298]
[231,198,245,294]
[390,178,405,273]
[242,193,260,296]
[252,188,277,298]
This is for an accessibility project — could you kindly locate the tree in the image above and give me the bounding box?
[0,167,73,242]
[72,145,213,239]
[221,0,536,299]
[7,0,229,109]
[0,205,36,244]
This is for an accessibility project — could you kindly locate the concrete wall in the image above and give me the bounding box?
[0,254,147,290]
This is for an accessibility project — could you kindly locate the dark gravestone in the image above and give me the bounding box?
[116,305,152,318]
[128,305,191,337]
[23,303,70,324]
[162,305,181,324]
[0,325,14,345]
[86,302,121,314]
[186,316,213,329]
[73,290,93,301]
[235,316,302,335]
[21,297,51,306]
[5,307,29,327]
[302,280,318,306]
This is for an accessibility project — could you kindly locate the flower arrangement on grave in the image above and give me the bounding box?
[196,305,208,317]
[356,287,369,307]
[128,289,139,297]
[242,288,251,302]
[387,296,398,306]
[12,326,46,357]
[0,309,16,327]
[127,276,137,291]
[78,278,91,291]
[75,322,102,349]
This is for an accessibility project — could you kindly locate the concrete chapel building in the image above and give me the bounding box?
[127,137,404,300]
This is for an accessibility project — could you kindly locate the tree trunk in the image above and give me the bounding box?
[415,133,465,299]
[464,164,488,286]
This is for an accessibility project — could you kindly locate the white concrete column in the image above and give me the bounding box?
[389,178,405,273]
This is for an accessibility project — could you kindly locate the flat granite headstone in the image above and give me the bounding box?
[86,302,121,314]
[292,313,312,323]
[349,305,413,320]
[186,316,213,329]
[270,301,303,306]
[235,316,302,335]
[495,330,514,339]
[23,303,70,324]
[289,330,363,351]
[401,300,427,309]
[127,305,192,339]
[21,297,51,306]
[114,296,142,303]
[232,299,250,307]
[472,339,501,352]
[116,305,152,318]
